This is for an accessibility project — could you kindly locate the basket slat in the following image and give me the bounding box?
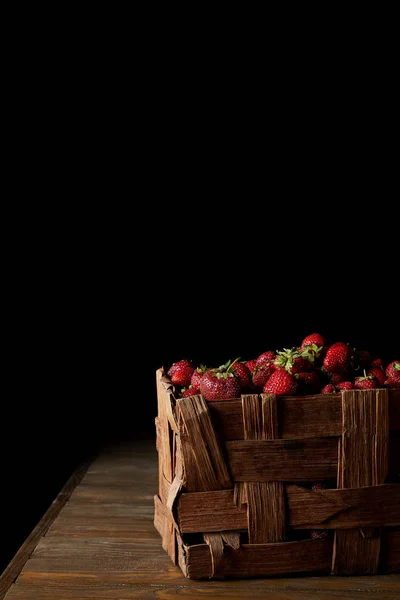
[226,437,338,481]
[332,389,389,574]
[242,394,285,543]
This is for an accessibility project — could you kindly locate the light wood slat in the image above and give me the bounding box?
[332,389,390,575]
[177,394,231,492]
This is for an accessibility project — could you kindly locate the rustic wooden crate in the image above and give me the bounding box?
[154,368,400,579]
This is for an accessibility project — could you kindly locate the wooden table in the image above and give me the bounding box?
[1,438,399,599]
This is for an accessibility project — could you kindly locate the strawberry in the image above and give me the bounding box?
[321,383,335,394]
[384,378,400,388]
[245,359,257,374]
[274,347,312,374]
[371,358,385,369]
[180,386,198,397]
[301,333,327,348]
[252,362,275,390]
[336,381,353,390]
[367,366,386,386]
[199,360,241,401]
[323,342,353,374]
[190,364,209,392]
[167,359,195,387]
[330,373,344,385]
[255,351,276,368]
[354,370,378,390]
[386,361,400,380]
[263,368,298,396]
[231,360,253,392]
[252,351,276,390]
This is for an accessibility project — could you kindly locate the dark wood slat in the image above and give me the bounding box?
[226,438,338,481]
[208,389,400,441]
[332,389,389,575]
[288,483,400,528]
[185,539,333,579]
[178,489,247,533]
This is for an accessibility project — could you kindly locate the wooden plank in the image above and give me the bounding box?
[288,483,400,528]
[225,437,338,481]
[5,584,400,599]
[156,368,174,487]
[242,394,285,543]
[207,389,400,442]
[178,483,400,533]
[0,458,91,600]
[177,394,231,492]
[178,489,247,533]
[4,433,400,599]
[332,389,389,575]
[185,538,333,579]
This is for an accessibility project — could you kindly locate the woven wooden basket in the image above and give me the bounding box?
[154,368,400,579]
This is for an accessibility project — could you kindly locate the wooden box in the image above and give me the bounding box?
[154,368,400,579]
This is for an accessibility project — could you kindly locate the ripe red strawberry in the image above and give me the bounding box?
[371,358,385,369]
[199,361,241,401]
[190,364,209,392]
[274,347,312,374]
[336,381,353,390]
[301,333,327,348]
[386,361,400,380]
[255,351,276,368]
[321,383,335,394]
[252,362,275,389]
[354,370,378,390]
[252,351,276,390]
[245,359,257,374]
[167,359,195,387]
[384,377,400,388]
[323,342,353,374]
[263,368,298,396]
[180,386,198,397]
[367,366,386,386]
[231,360,252,391]
[330,373,344,385]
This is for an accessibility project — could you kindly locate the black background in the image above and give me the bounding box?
[2,178,399,572]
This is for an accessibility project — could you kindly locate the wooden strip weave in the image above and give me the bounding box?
[155,371,399,579]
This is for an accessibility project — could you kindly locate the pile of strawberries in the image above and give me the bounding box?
[166,333,400,400]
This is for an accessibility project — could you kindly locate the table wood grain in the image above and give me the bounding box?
[1,438,399,599]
